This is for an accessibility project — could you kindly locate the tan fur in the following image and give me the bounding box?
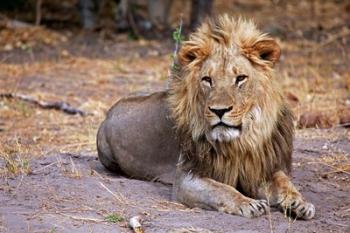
[168,15,292,197]
[97,14,315,219]
[168,15,315,219]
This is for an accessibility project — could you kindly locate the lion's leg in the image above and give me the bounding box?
[174,172,269,218]
[258,171,315,220]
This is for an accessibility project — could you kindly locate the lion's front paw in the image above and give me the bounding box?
[238,198,269,218]
[291,201,315,220]
[282,198,315,220]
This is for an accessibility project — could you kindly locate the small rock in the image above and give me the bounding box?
[298,111,333,129]
[61,50,70,57]
[322,143,328,150]
[129,215,143,233]
[345,100,350,106]
[3,44,13,51]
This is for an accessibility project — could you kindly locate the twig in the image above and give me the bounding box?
[91,169,109,181]
[60,142,95,149]
[25,206,95,220]
[263,185,275,233]
[69,157,81,178]
[334,122,350,128]
[32,162,58,174]
[324,220,349,228]
[0,54,13,63]
[322,165,350,176]
[99,182,129,204]
[60,213,104,223]
[15,174,25,189]
[127,11,141,39]
[35,0,43,26]
[307,161,350,175]
[0,93,87,116]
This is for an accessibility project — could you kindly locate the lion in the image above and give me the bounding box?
[97,15,315,220]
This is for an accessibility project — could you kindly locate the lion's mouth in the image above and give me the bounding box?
[212,122,242,131]
[209,122,242,141]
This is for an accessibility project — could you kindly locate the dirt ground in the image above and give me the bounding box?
[0,130,349,233]
[0,0,350,232]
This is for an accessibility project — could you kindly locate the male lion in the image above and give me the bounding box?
[97,15,315,220]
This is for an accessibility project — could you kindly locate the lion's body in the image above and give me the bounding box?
[97,15,315,220]
[97,91,179,184]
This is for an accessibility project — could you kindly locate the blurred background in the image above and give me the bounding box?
[0,0,349,174]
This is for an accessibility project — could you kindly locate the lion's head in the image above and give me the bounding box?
[168,15,293,194]
[169,15,283,145]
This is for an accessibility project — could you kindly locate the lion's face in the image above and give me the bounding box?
[198,51,260,142]
[170,16,282,144]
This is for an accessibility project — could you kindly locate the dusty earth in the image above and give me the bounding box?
[0,0,350,232]
[0,129,350,233]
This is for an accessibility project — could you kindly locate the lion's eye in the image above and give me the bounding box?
[235,75,248,87]
[201,76,212,87]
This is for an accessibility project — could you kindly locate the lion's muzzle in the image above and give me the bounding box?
[209,125,241,142]
[209,120,243,142]
[206,105,244,142]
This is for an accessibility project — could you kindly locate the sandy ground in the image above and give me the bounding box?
[0,129,349,233]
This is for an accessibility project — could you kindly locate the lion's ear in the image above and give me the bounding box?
[178,42,209,66]
[178,44,197,66]
[246,39,281,66]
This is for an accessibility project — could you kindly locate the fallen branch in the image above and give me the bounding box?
[32,161,58,174]
[0,14,32,29]
[0,93,87,116]
[60,213,105,223]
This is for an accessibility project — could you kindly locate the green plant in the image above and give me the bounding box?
[171,18,184,72]
[104,213,124,223]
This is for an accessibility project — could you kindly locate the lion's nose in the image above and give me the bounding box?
[209,106,233,118]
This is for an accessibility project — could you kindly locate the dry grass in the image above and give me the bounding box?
[309,152,350,176]
[0,137,32,177]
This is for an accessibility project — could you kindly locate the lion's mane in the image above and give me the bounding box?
[168,15,294,197]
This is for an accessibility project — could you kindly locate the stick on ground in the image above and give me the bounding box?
[0,93,87,116]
